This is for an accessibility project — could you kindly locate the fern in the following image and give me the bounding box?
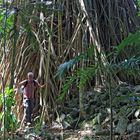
[59,75,76,100]
[56,47,95,79]
[58,55,140,100]
[56,59,77,79]
[57,29,140,100]
[117,30,140,54]
[59,65,98,100]
[77,66,97,88]
[112,56,140,77]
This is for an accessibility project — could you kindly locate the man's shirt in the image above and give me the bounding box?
[20,80,39,99]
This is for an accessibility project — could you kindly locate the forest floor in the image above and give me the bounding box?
[1,83,140,140]
[4,122,140,140]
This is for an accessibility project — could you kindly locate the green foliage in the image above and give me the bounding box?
[112,56,140,77]
[59,65,98,100]
[57,28,140,101]
[56,57,83,79]
[56,47,95,79]
[0,87,17,132]
[56,47,96,100]
[0,8,14,38]
[135,0,140,16]
[116,29,140,54]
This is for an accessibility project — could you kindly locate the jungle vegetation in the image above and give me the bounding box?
[0,0,140,139]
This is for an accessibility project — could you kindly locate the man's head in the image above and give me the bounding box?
[27,72,34,81]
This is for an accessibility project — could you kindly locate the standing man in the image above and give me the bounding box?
[18,72,45,125]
